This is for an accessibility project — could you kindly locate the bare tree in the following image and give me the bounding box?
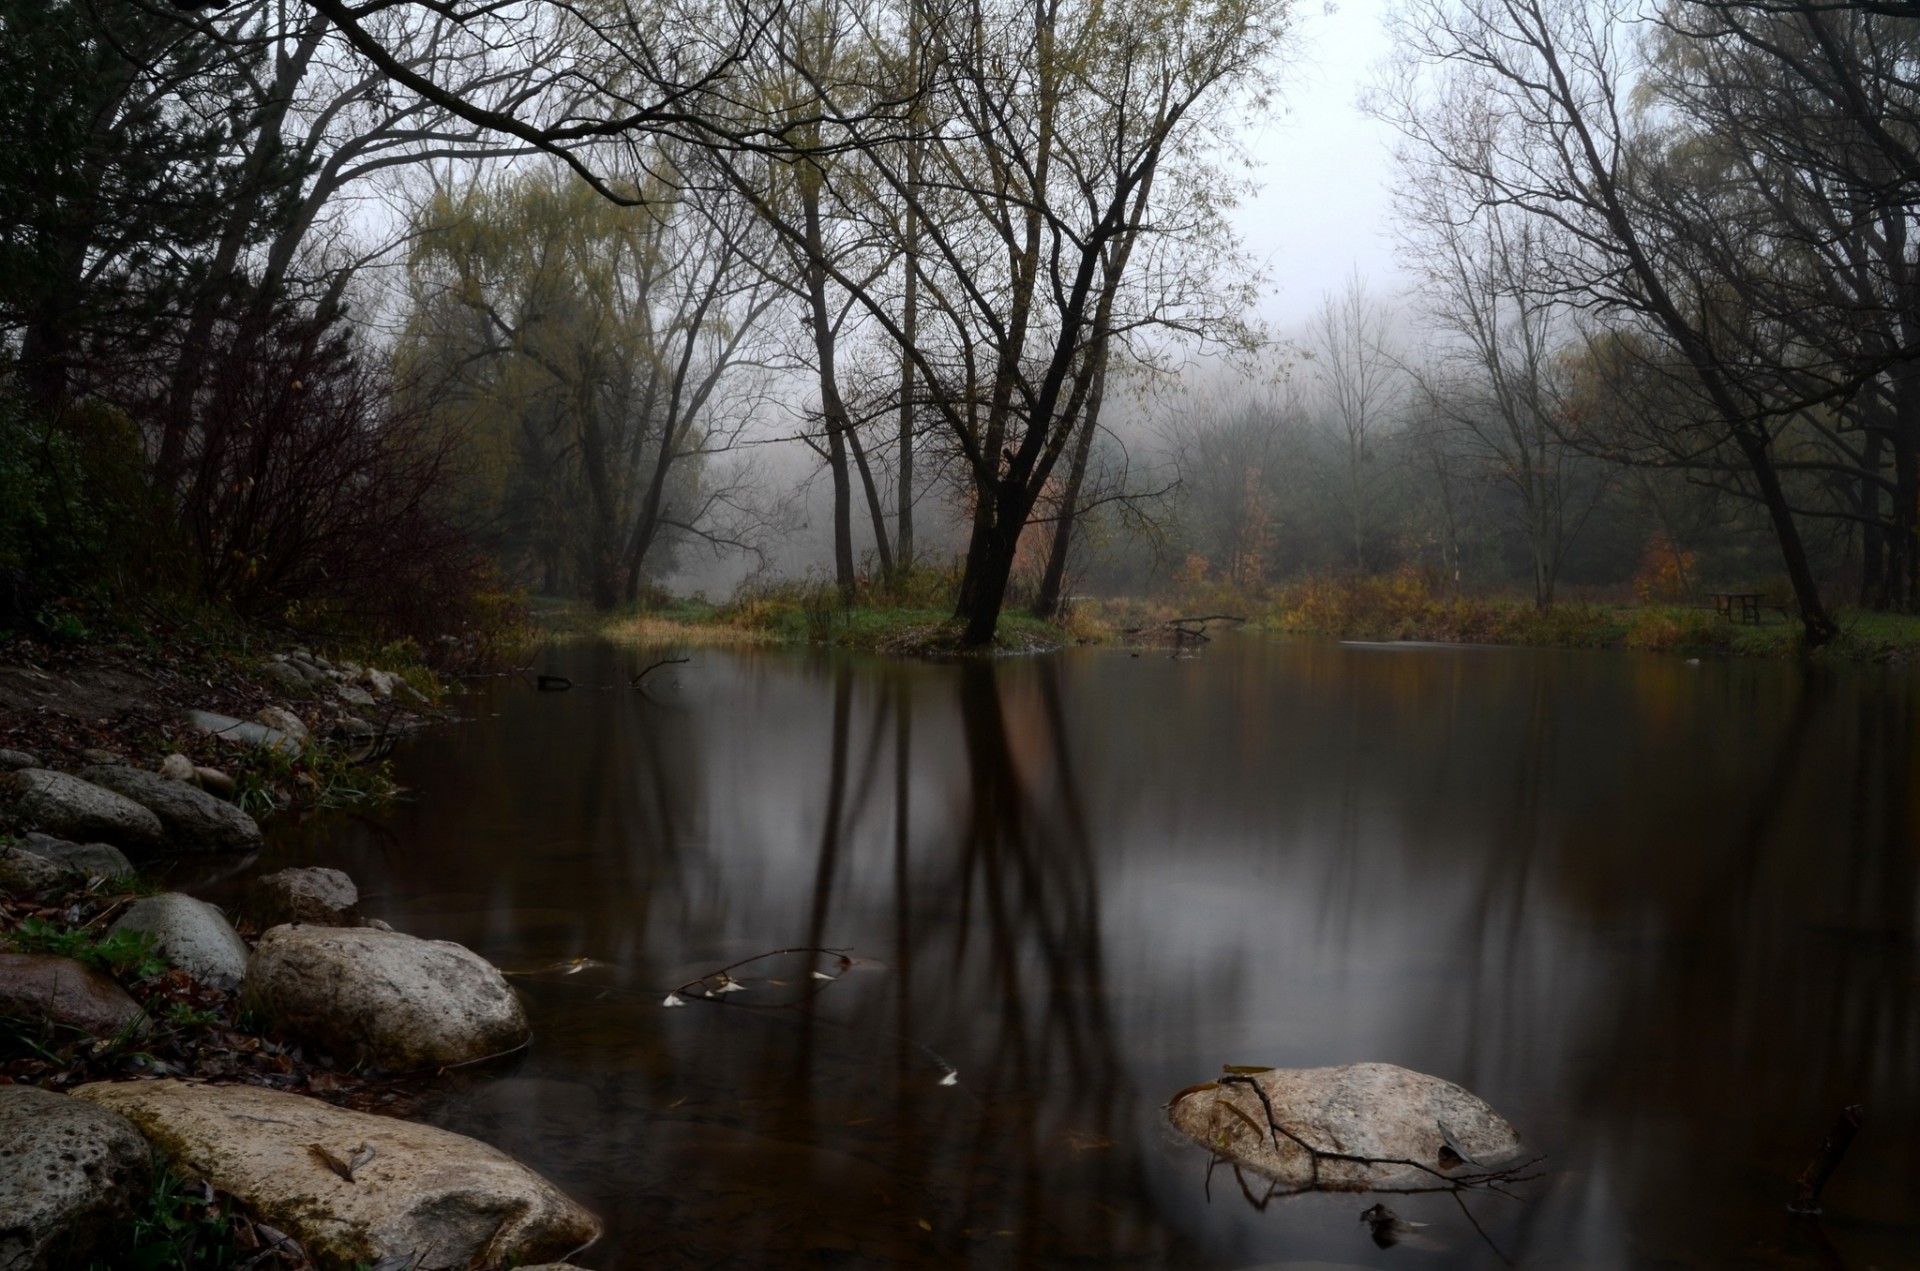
[1308,274,1404,573]
[1379,0,1840,642]
[1398,189,1600,607]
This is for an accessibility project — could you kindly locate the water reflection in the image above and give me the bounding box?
[259,640,1919,1269]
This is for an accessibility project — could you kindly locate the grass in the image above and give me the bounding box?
[547,567,1092,656]
[531,569,1920,662]
[5,914,171,979]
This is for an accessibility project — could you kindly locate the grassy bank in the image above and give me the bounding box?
[1239,574,1920,661]
[529,572,1920,662]
[542,573,1103,656]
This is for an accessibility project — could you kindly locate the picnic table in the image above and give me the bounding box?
[1710,591,1765,624]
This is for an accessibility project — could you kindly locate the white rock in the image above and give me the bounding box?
[1167,1062,1526,1192]
[336,683,376,708]
[245,925,530,1071]
[11,768,165,853]
[158,752,199,784]
[70,1081,600,1271]
[0,1085,153,1270]
[187,709,300,755]
[256,706,309,745]
[110,894,252,988]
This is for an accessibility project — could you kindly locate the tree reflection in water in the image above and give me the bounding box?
[252,640,1919,1270]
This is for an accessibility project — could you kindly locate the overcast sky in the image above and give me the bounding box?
[1230,0,1406,330]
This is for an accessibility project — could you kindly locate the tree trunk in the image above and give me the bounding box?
[847,424,895,583]
[801,181,857,604]
[1735,424,1836,645]
[1033,350,1107,618]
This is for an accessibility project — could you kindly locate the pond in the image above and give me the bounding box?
[259,637,1919,1269]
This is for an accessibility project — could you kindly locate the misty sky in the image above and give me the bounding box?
[1232,0,1404,327]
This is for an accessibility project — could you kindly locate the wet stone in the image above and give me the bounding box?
[250,866,359,928]
[0,1085,154,1271]
[23,833,134,878]
[110,894,251,989]
[79,765,263,854]
[11,768,165,853]
[0,952,148,1041]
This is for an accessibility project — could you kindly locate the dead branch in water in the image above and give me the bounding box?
[631,656,690,686]
[663,946,854,1008]
[1790,1104,1864,1214]
[1122,614,1248,648]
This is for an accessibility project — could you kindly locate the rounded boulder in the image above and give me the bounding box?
[1168,1061,1527,1192]
[0,1085,154,1270]
[244,925,530,1071]
[71,1080,598,1270]
[11,768,165,854]
[249,866,359,927]
[78,765,263,854]
[110,893,251,989]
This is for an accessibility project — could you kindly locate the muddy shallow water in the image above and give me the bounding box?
[259,638,1919,1269]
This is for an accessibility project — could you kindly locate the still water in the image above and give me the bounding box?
[262,638,1919,1269]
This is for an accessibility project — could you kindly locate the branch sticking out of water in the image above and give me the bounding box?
[667,946,854,1007]
[1790,1104,1864,1214]
[631,656,690,686]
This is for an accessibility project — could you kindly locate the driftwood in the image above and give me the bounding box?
[1121,613,1249,648]
[1789,1104,1863,1214]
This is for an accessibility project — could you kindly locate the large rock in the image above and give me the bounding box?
[261,659,311,692]
[0,1085,154,1270]
[78,765,262,854]
[110,894,251,989]
[22,833,134,878]
[186,709,300,754]
[245,925,529,1071]
[11,768,165,854]
[250,867,359,927]
[70,1081,601,1271]
[0,953,148,1041]
[0,747,40,771]
[1166,1062,1526,1192]
[0,843,69,893]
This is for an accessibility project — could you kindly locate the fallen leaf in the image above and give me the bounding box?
[938,1070,959,1087]
[307,1143,354,1182]
[662,993,685,1007]
[917,1218,933,1232]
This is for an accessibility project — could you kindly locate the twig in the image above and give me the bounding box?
[667,946,853,1007]
[1449,1188,1516,1268]
[631,656,690,686]
[1790,1104,1864,1214]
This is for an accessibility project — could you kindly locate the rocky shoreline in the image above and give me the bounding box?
[1,648,598,1270]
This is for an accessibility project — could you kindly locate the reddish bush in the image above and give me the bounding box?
[177,310,489,643]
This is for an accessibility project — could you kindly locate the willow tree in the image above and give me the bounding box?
[402,160,778,606]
